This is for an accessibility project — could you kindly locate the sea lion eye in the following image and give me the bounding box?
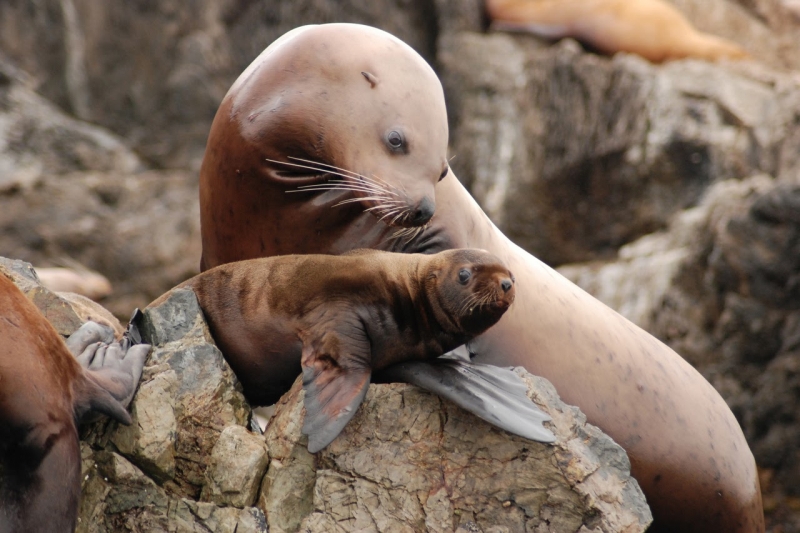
[439,167,448,182]
[386,130,406,153]
[458,268,471,284]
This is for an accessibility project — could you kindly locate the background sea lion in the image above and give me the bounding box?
[485,0,750,63]
[154,248,556,452]
[198,23,764,532]
[0,275,149,533]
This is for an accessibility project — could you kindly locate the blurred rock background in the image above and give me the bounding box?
[1,0,798,529]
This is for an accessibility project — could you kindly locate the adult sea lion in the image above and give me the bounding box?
[485,0,750,63]
[0,274,149,533]
[155,248,554,452]
[198,23,763,532]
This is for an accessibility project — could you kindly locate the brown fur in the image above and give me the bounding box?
[0,275,140,533]
[164,249,513,400]
[198,23,763,531]
[486,0,750,63]
[156,249,514,452]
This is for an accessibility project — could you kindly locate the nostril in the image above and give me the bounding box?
[412,196,435,225]
[501,279,512,292]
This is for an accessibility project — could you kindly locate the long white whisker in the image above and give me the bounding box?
[378,207,404,222]
[265,158,369,186]
[332,196,393,207]
[287,157,396,196]
[288,157,363,180]
[365,202,404,212]
[390,210,409,225]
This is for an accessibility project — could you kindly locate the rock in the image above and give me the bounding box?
[261,373,652,533]
[202,425,270,508]
[0,58,142,192]
[0,256,122,335]
[440,31,800,264]
[0,170,202,319]
[0,0,439,169]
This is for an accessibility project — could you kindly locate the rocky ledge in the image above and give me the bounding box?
[3,258,651,532]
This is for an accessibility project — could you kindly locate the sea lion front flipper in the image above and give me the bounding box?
[64,320,115,357]
[300,330,372,453]
[375,355,556,444]
[70,316,150,425]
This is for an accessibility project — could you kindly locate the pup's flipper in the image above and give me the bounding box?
[301,363,370,453]
[300,323,372,453]
[70,312,150,425]
[375,352,556,444]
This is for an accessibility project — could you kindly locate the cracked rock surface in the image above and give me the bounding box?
[265,374,652,533]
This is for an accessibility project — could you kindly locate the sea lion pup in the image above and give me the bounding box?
[0,275,149,533]
[160,248,527,452]
[486,0,750,63]
[199,24,764,532]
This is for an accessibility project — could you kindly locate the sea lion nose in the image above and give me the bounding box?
[501,279,513,293]
[411,196,435,225]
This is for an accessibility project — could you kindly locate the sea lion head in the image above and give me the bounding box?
[425,248,515,337]
[201,24,449,266]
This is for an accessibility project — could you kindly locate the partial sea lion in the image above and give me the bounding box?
[34,266,112,301]
[0,274,149,533]
[485,0,750,63]
[153,248,554,452]
[198,23,764,532]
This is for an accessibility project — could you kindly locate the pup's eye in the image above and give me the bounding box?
[458,269,471,284]
[439,167,448,182]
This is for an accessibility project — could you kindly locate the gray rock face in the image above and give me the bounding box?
[264,374,651,533]
[0,59,141,192]
[441,31,800,264]
[0,0,438,169]
[0,169,201,318]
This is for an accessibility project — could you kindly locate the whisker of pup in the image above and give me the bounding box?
[458,293,483,316]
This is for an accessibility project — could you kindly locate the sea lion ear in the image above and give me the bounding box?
[361,71,379,88]
[301,348,371,453]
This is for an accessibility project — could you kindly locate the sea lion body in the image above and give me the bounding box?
[198,23,763,532]
[169,249,515,451]
[0,275,148,533]
[486,0,750,63]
